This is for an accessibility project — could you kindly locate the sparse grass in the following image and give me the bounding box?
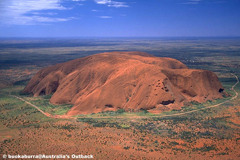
[23,94,73,115]
[77,117,132,129]
[0,92,55,129]
[1,84,74,116]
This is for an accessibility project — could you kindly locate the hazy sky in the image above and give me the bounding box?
[0,0,239,37]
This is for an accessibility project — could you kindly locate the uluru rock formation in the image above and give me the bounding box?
[23,51,224,115]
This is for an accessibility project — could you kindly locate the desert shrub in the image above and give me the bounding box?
[197,131,214,138]
[169,141,179,146]
[168,129,177,137]
[19,91,32,96]
[116,109,125,114]
[42,94,52,99]
[235,112,240,117]
[202,117,230,130]
[139,108,149,114]
[92,121,107,127]
[172,148,185,152]
[120,124,130,129]
[23,123,40,128]
[180,131,196,141]
[55,124,76,131]
[217,152,228,155]
[123,146,130,150]
[3,139,13,144]
[77,118,130,129]
[77,118,95,123]
[192,145,217,152]
[97,109,126,116]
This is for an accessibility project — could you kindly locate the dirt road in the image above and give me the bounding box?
[11,95,76,119]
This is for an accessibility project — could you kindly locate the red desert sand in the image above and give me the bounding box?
[23,51,224,115]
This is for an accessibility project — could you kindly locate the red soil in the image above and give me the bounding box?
[23,51,224,115]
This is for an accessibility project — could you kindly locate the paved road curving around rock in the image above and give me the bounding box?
[11,73,239,120]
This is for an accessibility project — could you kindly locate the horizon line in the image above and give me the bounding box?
[1,36,240,39]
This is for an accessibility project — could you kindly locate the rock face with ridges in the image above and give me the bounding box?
[23,52,224,115]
